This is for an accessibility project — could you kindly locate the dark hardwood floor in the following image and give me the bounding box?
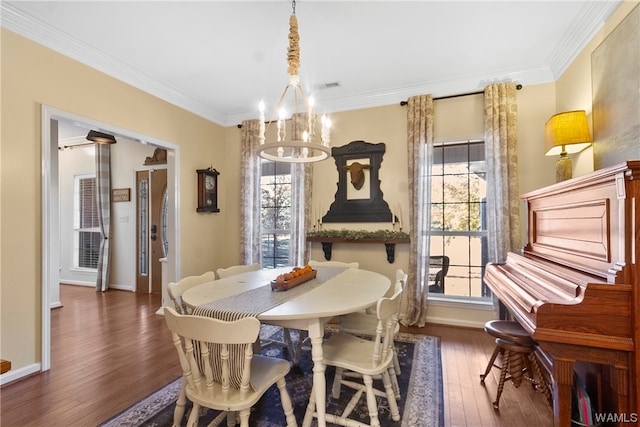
[0,284,553,426]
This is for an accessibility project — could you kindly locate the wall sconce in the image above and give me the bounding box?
[544,110,592,182]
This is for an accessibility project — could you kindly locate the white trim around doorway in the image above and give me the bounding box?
[40,105,181,372]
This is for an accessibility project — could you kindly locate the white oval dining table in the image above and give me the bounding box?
[181,266,391,427]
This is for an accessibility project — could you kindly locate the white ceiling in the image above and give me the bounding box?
[2,1,621,128]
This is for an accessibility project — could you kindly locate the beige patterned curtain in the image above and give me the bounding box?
[240,119,262,265]
[484,83,521,265]
[290,113,313,266]
[402,94,434,327]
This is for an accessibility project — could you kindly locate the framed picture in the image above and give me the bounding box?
[111,188,130,202]
[322,140,392,223]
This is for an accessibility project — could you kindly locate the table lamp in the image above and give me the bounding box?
[544,110,592,182]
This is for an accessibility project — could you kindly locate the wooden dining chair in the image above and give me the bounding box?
[164,307,298,427]
[303,284,403,427]
[336,270,407,399]
[167,271,216,314]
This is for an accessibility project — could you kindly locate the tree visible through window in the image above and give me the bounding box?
[74,175,101,269]
[260,160,292,268]
[429,140,490,298]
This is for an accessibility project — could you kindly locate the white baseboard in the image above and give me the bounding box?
[425,315,487,329]
[60,280,94,287]
[60,282,134,291]
[0,362,41,386]
[109,284,134,291]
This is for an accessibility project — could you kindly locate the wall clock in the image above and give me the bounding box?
[196,167,220,212]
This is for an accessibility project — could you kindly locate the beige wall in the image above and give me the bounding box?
[1,28,227,373]
[2,1,637,377]
[308,104,408,282]
[301,87,558,327]
[211,86,559,327]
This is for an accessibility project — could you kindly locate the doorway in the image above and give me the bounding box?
[41,105,181,371]
[136,168,167,294]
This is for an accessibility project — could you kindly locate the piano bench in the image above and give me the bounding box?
[483,320,536,346]
[480,321,552,410]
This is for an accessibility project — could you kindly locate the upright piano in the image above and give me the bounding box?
[484,161,640,426]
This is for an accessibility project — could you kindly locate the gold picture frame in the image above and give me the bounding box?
[111,188,131,202]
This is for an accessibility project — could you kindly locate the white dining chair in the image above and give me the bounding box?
[309,259,360,350]
[215,262,260,279]
[303,284,403,427]
[167,271,216,314]
[164,307,297,427]
[336,269,407,399]
[166,270,218,426]
[307,260,359,268]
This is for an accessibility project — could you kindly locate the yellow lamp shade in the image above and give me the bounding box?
[544,110,592,156]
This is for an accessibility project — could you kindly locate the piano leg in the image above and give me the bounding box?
[553,358,574,427]
[612,365,630,417]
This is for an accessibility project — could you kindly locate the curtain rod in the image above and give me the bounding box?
[58,142,94,150]
[238,84,524,127]
[399,84,522,106]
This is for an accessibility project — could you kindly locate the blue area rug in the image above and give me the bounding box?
[100,325,443,427]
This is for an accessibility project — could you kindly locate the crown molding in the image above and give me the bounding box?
[1,3,227,125]
[225,66,555,126]
[2,2,621,128]
[546,1,622,79]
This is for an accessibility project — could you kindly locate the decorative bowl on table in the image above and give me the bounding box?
[271,265,317,291]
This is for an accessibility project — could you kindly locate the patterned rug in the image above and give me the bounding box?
[99,325,443,427]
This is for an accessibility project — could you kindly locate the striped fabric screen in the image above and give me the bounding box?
[95,143,111,292]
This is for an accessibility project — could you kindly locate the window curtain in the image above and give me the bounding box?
[484,83,521,317]
[95,144,111,292]
[402,94,434,327]
[240,119,263,265]
[290,113,312,266]
[484,83,520,262]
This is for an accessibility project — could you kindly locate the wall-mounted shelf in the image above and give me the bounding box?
[306,236,410,263]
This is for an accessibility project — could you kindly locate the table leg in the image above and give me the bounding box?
[308,319,326,427]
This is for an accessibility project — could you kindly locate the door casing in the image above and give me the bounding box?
[40,105,181,372]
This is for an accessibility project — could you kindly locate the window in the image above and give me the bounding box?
[138,177,148,276]
[429,140,491,299]
[260,160,292,268]
[161,189,169,258]
[73,175,101,269]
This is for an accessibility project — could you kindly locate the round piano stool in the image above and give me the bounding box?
[479,320,552,410]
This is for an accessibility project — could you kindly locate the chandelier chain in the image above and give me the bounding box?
[287,15,300,76]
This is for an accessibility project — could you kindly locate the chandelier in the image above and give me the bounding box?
[257,0,331,163]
